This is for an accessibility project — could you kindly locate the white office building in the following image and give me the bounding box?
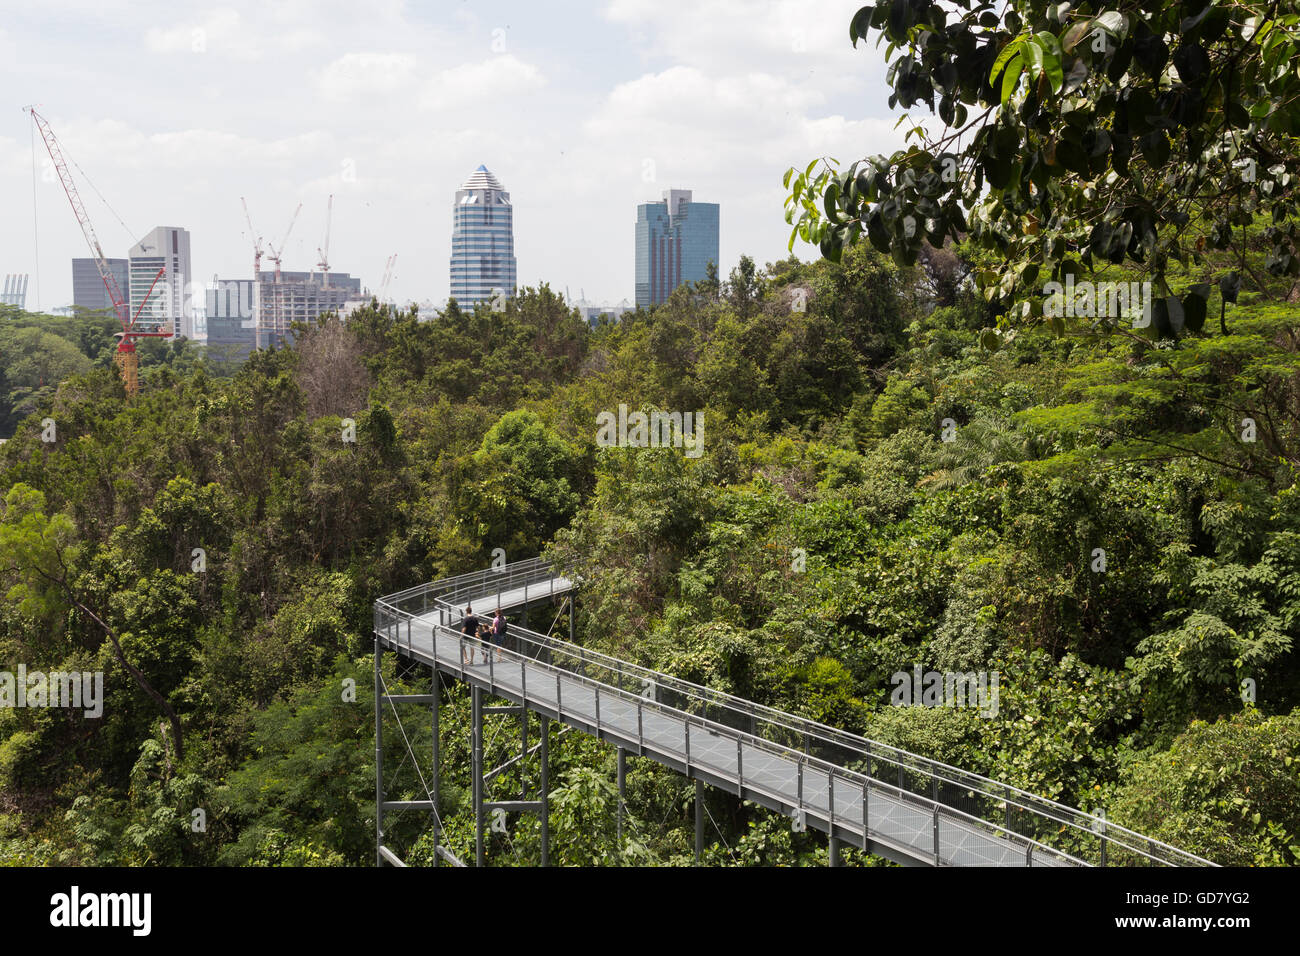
[129,226,194,338]
[450,165,517,309]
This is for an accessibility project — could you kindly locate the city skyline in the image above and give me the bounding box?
[0,1,901,314]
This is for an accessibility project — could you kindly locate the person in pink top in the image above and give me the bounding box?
[490,609,507,662]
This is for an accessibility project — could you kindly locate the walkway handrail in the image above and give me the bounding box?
[497,620,1207,867]
[428,617,1086,867]
[374,559,1215,867]
[421,559,559,626]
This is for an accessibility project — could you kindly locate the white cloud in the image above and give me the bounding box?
[596,66,823,131]
[145,9,250,58]
[319,53,419,101]
[421,55,545,111]
[602,0,876,88]
[581,66,893,182]
[143,5,333,60]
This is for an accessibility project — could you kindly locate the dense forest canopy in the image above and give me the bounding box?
[1,236,1297,865]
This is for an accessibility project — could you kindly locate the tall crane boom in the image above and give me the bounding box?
[317,194,333,289]
[27,107,128,329]
[266,202,302,281]
[26,107,168,396]
[379,253,396,304]
[241,196,264,274]
[241,197,265,349]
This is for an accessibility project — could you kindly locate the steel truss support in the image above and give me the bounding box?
[540,715,551,866]
[472,685,484,866]
[375,654,463,868]
[519,698,528,797]
[470,686,552,867]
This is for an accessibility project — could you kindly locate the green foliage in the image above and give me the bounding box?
[0,326,92,436]
[1110,709,1300,866]
[461,410,585,553]
[6,230,1300,867]
[794,2,1300,336]
[978,648,1135,807]
[217,657,378,866]
[64,739,210,865]
[1133,528,1300,732]
[866,374,932,437]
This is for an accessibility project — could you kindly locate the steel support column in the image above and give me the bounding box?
[540,715,550,866]
[829,773,839,866]
[431,667,440,866]
[694,778,704,864]
[374,638,384,866]
[472,684,484,867]
[616,747,626,845]
[519,700,528,799]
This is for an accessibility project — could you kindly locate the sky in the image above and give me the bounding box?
[0,0,907,314]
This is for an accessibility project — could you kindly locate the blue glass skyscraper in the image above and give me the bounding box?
[635,189,719,308]
[450,165,517,308]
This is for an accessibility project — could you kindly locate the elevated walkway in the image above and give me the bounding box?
[373,558,1213,867]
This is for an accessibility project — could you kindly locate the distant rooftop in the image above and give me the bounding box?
[460,165,504,190]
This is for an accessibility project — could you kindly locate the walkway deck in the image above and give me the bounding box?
[389,612,1066,866]
[373,559,1213,867]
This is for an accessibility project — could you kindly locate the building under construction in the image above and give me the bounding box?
[206,270,366,359]
[255,269,362,346]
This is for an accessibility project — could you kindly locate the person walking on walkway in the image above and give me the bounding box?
[461,605,479,666]
[491,609,507,663]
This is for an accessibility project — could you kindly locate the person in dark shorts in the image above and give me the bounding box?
[461,605,479,666]
[491,609,507,662]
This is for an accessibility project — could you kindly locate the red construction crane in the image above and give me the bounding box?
[26,107,169,396]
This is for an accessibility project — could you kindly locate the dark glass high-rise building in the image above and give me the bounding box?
[72,257,130,315]
[635,189,719,308]
[450,165,517,308]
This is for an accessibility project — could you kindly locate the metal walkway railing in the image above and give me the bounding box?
[381,557,566,626]
[374,559,1214,867]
